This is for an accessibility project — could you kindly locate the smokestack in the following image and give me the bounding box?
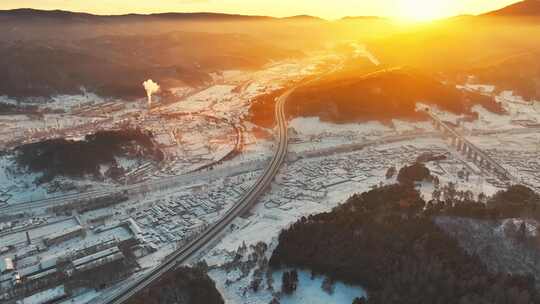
[143,79,160,108]
[26,231,31,245]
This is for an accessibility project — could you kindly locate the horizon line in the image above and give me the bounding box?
[0,6,506,22]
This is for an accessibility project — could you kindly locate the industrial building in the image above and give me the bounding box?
[16,285,67,304]
[70,246,125,274]
[0,257,14,274]
[43,225,85,246]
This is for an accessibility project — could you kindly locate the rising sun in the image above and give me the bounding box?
[395,0,449,22]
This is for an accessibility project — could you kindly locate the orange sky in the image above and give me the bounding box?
[0,0,522,20]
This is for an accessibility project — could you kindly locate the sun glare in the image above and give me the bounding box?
[395,0,449,22]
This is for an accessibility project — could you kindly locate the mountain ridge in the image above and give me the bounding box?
[6,6,532,24]
[0,8,327,22]
[483,0,540,16]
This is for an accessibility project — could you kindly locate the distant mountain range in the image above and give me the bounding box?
[0,8,313,23]
[1,3,538,101]
[2,1,539,24]
[0,8,383,23]
[0,9,331,99]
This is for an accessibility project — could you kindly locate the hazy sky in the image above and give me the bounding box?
[0,0,522,20]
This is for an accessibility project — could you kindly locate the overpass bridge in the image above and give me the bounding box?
[425,109,516,184]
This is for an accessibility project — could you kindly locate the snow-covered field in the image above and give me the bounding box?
[272,270,367,304]
[434,82,540,133]
[0,155,49,204]
[159,56,325,122]
[210,267,367,304]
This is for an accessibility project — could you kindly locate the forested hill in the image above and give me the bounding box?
[270,173,540,303]
[127,266,224,304]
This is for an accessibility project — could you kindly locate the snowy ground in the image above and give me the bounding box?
[288,116,436,155]
[210,267,367,304]
[0,155,49,205]
[436,82,540,133]
[272,270,366,304]
[158,57,324,123]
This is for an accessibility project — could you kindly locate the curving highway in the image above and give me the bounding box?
[95,87,292,304]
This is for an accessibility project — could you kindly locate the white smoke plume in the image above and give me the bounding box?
[143,79,160,108]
